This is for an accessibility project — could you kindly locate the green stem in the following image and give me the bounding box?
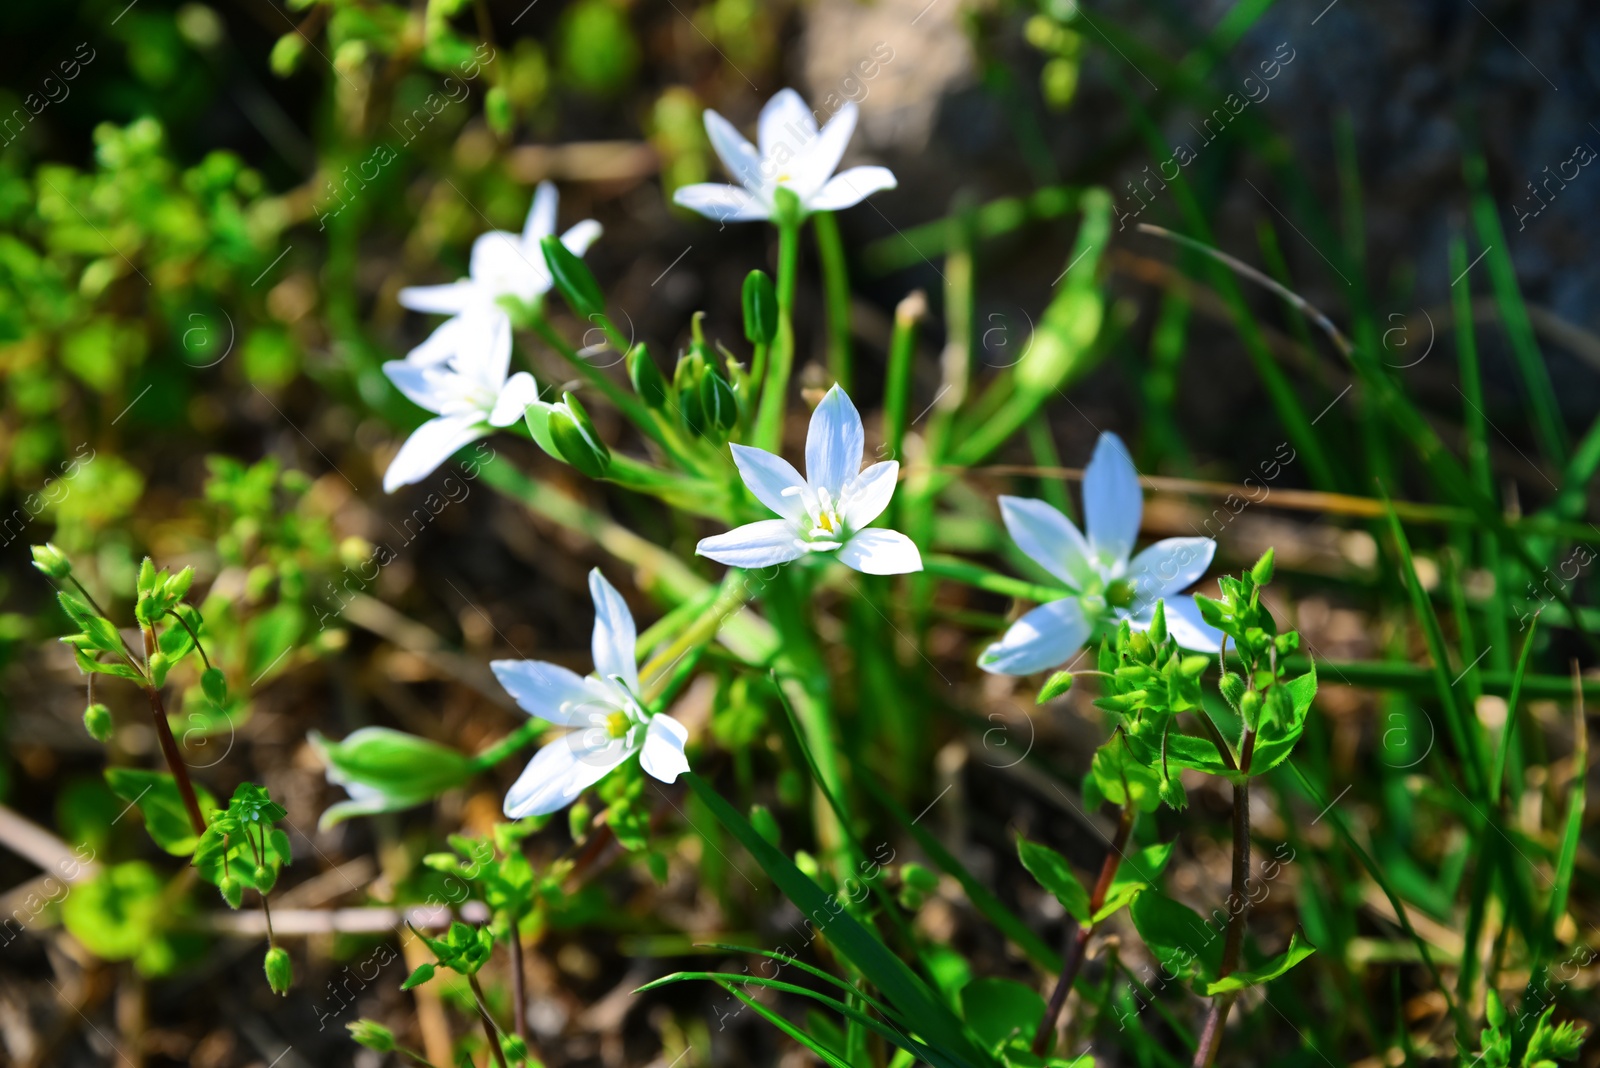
[640,572,752,700]
[882,290,925,466]
[922,554,1069,604]
[813,210,852,391]
[469,719,546,772]
[754,214,802,452]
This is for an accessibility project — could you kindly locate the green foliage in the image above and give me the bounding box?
[405,920,496,987]
[193,783,291,903]
[1472,992,1587,1068]
[1016,837,1090,923]
[105,768,215,855]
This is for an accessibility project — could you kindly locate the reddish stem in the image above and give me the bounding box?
[1031,802,1137,1055]
[142,626,206,836]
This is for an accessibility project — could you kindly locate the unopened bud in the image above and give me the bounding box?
[263,946,292,995]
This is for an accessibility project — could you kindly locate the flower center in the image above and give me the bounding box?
[605,710,632,739]
[1106,579,1136,609]
[805,487,846,542]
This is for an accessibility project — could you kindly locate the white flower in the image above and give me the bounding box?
[398,179,601,362]
[979,432,1223,675]
[672,88,897,223]
[491,570,690,818]
[696,385,922,575]
[381,310,537,492]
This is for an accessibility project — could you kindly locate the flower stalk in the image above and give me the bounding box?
[141,622,206,836]
[1192,728,1255,1068]
[754,201,801,452]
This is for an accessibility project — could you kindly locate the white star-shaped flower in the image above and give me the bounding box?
[979,432,1223,675]
[381,310,537,492]
[672,88,897,223]
[399,180,601,363]
[491,570,690,818]
[696,385,922,575]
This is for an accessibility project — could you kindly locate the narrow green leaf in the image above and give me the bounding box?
[1016,838,1090,923]
[683,774,994,1068]
[1203,930,1316,994]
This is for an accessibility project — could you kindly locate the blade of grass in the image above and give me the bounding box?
[814,211,853,392]
[1381,496,1487,796]
[1463,151,1568,464]
[1489,614,1540,807]
[714,982,854,1068]
[683,773,995,1068]
[860,776,1062,973]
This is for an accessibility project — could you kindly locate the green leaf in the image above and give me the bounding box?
[401,962,435,990]
[1016,838,1089,923]
[1094,841,1175,922]
[60,860,165,962]
[716,981,853,1068]
[684,774,994,1068]
[1203,930,1316,994]
[960,978,1046,1051]
[105,768,213,855]
[1128,889,1224,983]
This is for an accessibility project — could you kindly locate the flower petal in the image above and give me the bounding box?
[383,413,487,493]
[470,229,547,302]
[704,109,763,189]
[383,360,450,415]
[673,183,770,223]
[731,443,808,521]
[1084,431,1142,568]
[463,309,513,392]
[561,219,603,257]
[998,496,1093,590]
[805,384,864,495]
[806,166,898,212]
[837,528,922,575]
[759,88,818,165]
[840,461,899,529]
[404,313,474,367]
[1125,537,1216,610]
[503,732,631,818]
[640,714,690,783]
[588,569,639,693]
[399,280,476,316]
[696,519,808,569]
[521,180,559,248]
[977,598,1093,676]
[489,371,539,427]
[490,659,613,726]
[791,101,857,198]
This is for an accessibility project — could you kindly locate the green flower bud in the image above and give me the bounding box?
[148,651,171,688]
[538,234,604,319]
[1239,689,1264,728]
[309,727,475,830]
[220,875,244,908]
[699,371,738,432]
[30,543,72,579]
[548,394,611,479]
[163,566,195,601]
[264,946,292,995]
[253,865,276,893]
[137,557,157,595]
[626,343,669,408]
[1037,670,1074,703]
[501,1034,531,1064]
[1219,673,1246,710]
[347,1019,396,1052]
[1148,599,1168,645]
[742,270,777,345]
[83,703,113,742]
[201,667,228,705]
[1250,547,1276,586]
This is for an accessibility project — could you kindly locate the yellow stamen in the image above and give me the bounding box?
[606,711,631,739]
